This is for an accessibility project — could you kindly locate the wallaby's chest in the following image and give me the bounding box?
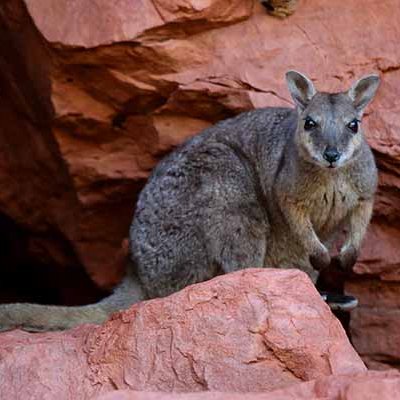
[308,176,359,233]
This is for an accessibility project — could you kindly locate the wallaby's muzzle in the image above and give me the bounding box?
[323,147,341,166]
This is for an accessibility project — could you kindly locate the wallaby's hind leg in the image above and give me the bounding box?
[132,223,215,300]
[133,217,266,301]
[131,144,269,299]
[207,212,267,274]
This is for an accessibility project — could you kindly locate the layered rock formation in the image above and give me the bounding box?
[0,269,366,400]
[0,0,399,368]
[97,371,400,400]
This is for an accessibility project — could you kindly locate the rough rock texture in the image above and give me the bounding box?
[0,0,400,367]
[0,1,73,269]
[0,269,366,400]
[97,371,400,400]
[346,279,400,370]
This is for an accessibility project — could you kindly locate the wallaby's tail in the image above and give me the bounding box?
[0,268,145,332]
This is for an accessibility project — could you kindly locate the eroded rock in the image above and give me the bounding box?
[96,371,400,400]
[0,269,365,399]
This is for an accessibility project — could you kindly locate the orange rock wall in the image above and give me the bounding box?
[0,0,399,367]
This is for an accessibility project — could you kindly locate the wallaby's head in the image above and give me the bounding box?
[286,71,380,169]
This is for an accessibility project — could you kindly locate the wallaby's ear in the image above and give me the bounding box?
[285,70,316,110]
[347,74,380,112]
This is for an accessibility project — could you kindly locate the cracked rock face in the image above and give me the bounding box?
[1,0,400,369]
[96,371,400,400]
[0,269,366,399]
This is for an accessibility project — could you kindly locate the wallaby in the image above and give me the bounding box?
[0,71,380,331]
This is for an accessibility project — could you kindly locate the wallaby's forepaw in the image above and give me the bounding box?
[332,245,358,272]
[309,247,331,271]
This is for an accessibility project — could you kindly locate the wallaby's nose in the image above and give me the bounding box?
[323,147,341,164]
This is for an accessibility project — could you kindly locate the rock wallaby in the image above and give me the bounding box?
[0,71,380,331]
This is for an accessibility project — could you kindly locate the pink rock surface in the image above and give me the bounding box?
[96,371,400,400]
[0,269,365,400]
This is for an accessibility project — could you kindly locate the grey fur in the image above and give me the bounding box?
[0,72,379,331]
[285,70,316,109]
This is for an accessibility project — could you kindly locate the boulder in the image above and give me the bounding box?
[96,371,400,400]
[96,370,400,400]
[0,269,365,400]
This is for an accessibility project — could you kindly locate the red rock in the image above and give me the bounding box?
[0,0,83,279]
[351,307,400,367]
[345,279,400,370]
[96,371,400,400]
[0,269,365,399]
[346,279,400,309]
[25,0,253,48]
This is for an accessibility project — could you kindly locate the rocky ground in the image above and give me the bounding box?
[97,371,400,400]
[0,0,400,393]
[0,269,374,398]
[1,269,399,400]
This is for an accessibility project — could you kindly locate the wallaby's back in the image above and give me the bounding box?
[131,107,300,298]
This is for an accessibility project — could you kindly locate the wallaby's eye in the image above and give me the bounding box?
[304,117,317,131]
[347,119,359,133]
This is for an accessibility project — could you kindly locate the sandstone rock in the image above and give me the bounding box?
[0,269,365,400]
[345,279,400,370]
[25,0,253,47]
[0,0,76,249]
[0,0,90,302]
[96,371,400,400]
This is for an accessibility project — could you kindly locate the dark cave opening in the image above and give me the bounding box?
[0,212,108,306]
